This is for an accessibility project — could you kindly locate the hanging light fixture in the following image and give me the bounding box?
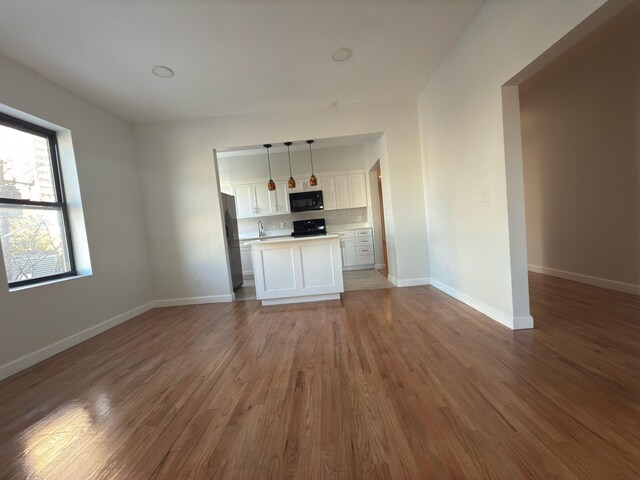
[284,142,296,189]
[307,139,317,186]
[264,144,276,191]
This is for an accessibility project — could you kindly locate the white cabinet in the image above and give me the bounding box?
[272,181,290,214]
[334,173,367,210]
[340,238,358,267]
[354,229,374,265]
[230,172,365,218]
[251,236,344,305]
[240,245,253,277]
[233,182,290,217]
[318,176,337,210]
[252,182,273,216]
[335,176,350,210]
[233,184,254,218]
[337,228,374,270]
[347,174,367,208]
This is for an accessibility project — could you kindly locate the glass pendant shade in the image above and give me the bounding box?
[264,143,276,191]
[307,139,317,186]
[285,141,296,189]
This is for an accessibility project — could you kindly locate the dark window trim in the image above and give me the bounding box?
[0,112,77,288]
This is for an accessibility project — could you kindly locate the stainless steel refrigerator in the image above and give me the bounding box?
[222,193,243,290]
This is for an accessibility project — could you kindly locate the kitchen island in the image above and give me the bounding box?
[246,234,343,306]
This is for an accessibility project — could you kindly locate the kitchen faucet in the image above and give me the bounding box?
[258,221,265,238]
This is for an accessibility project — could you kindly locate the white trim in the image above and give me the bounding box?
[528,264,640,296]
[513,315,534,330]
[153,294,234,307]
[395,277,431,287]
[387,275,430,287]
[0,301,155,381]
[429,279,533,330]
[261,293,341,306]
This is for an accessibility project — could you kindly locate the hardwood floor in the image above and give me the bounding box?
[0,272,638,479]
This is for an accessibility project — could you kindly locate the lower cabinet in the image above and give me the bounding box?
[340,238,358,267]
[240,245,253,277]
[338,228,374,270]
[251,236,344,305]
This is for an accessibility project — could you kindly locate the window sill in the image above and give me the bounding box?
[8,273,92,292]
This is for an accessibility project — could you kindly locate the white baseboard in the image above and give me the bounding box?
[528,264,640,295]
[429,278,533,331]
[387,275,430,287]
[153,294,234,307]
[513,315,535,330]
[396,277,431,287]
[0,301,156,381]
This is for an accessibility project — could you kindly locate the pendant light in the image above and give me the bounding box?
[307,139,317,186]
[284,142,296,188]
[264,144,276,191]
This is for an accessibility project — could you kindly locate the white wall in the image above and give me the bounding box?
[0,53,153,377]
[521,15,640,292]
[134,98,429,299]
[219,144,365,184]
[417,0,625,329]
[363,138,397,274]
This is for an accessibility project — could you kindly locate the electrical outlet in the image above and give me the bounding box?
[481,188,490,203]
[357,215,363,221]
[280,222,285,229]
[195,278,201,288]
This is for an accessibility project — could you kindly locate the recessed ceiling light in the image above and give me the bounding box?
[332,48,352,62]
[151,65,174,78]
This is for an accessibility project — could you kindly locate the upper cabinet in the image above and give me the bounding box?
[230,172,366,218]
[318,176,336,210]
[233,181,290,218]
[233,184,254,218]
[272,181,290,214]
[335,173,367,209]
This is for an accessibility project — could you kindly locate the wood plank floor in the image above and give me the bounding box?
[0,272,638,479]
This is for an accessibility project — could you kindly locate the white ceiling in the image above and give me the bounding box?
[0,0,484,124]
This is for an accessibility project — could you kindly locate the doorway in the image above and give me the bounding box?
[369,160,389,277]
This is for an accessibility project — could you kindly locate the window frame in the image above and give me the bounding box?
[0,111,77,288]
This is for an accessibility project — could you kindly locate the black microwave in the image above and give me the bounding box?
[289,191,324,212]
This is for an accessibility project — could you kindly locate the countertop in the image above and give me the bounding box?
[239,223,371,242]
[244,234,341,246]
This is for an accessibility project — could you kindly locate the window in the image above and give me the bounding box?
[0,112,76,287]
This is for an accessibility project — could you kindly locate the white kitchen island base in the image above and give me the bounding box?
[261,293,341,306]
[247,234,344,306]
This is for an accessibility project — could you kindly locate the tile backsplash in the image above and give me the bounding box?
[237,207,368,235]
